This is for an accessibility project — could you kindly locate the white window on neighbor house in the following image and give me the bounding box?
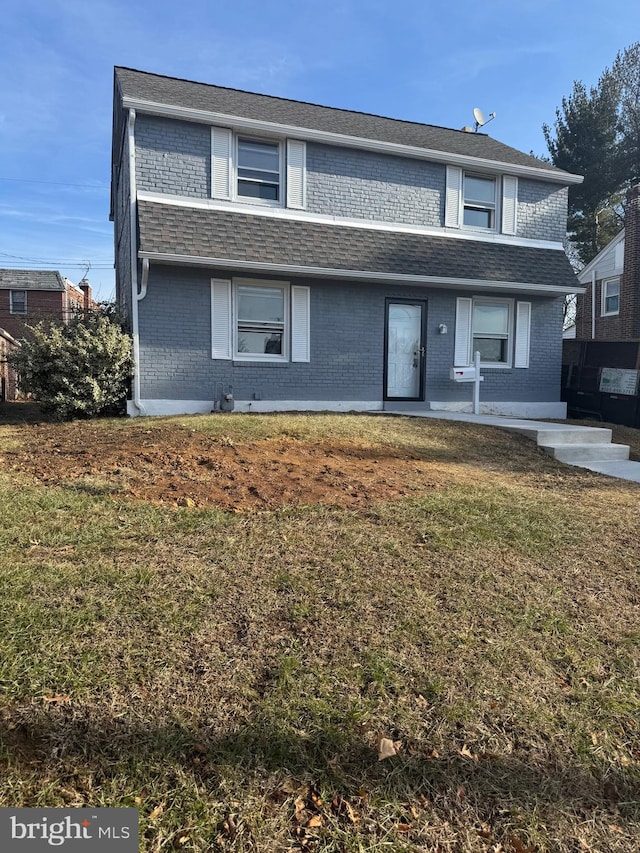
[455,296,531,368]
[211,127,306,209]
[463,174,497,229]
[601,277,620,316]
[211,278,310,363]
[10,290,27,314]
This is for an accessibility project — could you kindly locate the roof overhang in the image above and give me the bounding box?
[139,251,585,296]
[122,96,583,186]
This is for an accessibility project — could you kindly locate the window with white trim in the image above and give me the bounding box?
[463,174,497,229]
[211,128,306,209]
[237,138,281,203]
[235,281,287,359]
[601,277,620,316]
[211,277,310,363]
[471,298,512,364]
[10,290,27,314]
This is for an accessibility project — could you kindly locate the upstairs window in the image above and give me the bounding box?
[237,138,281,203]
[463,174,496,229]
[10,290,27,314]
[601,277,620,316]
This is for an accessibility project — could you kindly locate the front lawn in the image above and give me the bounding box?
[0,412,638,852]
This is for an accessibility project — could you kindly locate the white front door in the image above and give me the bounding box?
[386,302,425,399]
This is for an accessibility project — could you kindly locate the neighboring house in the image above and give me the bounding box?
[0,270,95,340]
[0,327,19,402]
[111,66,583,418]
[575,184,640,340]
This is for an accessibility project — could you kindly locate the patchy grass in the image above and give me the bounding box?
[0,413,638,852]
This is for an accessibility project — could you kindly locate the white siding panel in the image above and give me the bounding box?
[514,301,531,368]
[286,140,306,210]
[454,297,472,366]
[445,166,463,228]
[291,285,310,362]
[501,175,518,235]
[211,127,232,200]
[211,278,232,359]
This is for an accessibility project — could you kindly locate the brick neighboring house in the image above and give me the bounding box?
[0,269,95,340]
[575,184,640,340]
[111,66,583,418]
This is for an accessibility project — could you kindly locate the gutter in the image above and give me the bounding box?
[591,269,596,339]
[128,108,146,416]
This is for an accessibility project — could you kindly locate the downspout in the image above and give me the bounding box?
[591,269,596,339]
[128,108,145,415]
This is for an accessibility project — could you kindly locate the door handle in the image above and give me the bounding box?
[414,347,425,357]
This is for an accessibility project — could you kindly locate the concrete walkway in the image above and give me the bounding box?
[382,409,640,484]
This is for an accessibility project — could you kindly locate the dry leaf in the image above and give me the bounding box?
[148,803,165,821]
[193,742,207,754]
[396,823,411,833]
[508,834,535,852]
[608,824,624,834]
[377,737,398,760]
[43,694,71,705]
[590,732,599,745]
[306,814,324,828]
[459,744,478,761]
[222,814,237,840]
[294,796,307,822]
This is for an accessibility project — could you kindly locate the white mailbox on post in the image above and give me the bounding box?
[450,366,480,382]
[451,352,484,414]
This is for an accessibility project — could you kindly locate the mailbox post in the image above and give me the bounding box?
[450,351,483,414]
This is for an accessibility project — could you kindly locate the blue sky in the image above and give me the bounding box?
[1,0,639,301]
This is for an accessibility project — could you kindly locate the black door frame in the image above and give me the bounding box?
[383,298,428,402]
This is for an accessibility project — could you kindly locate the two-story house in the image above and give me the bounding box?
[0,269,95,340]
[111,67,583,418]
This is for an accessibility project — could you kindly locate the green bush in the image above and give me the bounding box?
[8,311,133,420]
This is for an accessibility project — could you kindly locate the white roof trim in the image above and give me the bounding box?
[140,251,585,296]
[123,96,583,186]
[137,191,564,251]
[577,228,625,281]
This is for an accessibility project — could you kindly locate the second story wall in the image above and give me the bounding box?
[133,114,568,244]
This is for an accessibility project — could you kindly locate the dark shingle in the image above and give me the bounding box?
[115,67,571,178]
[0,270,66,291]
[137,201,579,291]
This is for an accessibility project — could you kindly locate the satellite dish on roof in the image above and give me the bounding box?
[473,107,496,132]
[473,107,485,127]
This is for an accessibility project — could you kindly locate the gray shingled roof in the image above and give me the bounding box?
[0,269,66,290]
[115,67,570,178]
[137,201,579,291]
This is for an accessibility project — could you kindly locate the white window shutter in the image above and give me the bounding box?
[502,175,518,235]
[286,140,306,209]
[514,301,531,368]
[454,297,472,366]
[445,166,463,228]
[291,285,310,362]
[211,278,232,359]
[211,127,232,200]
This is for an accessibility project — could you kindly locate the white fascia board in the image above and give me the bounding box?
[139,251,586,296]
[137,191,564,251]
[122,96,583,186]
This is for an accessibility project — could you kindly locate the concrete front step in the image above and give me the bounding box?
[539,442,630,463]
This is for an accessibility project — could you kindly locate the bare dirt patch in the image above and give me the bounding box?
[3,422,458,511]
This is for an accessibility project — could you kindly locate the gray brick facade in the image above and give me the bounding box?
[138,265,563,406]
[517,179,568,243]
[305,143,444,227]
[135,115,210,198]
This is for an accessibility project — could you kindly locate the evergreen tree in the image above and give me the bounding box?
[543,42,640,266]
